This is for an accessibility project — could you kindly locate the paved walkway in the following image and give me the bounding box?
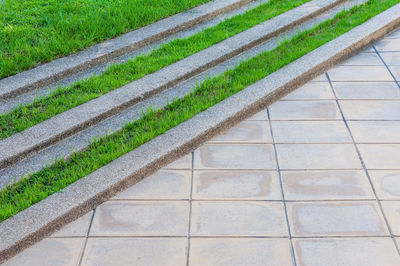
[4,30,400,266]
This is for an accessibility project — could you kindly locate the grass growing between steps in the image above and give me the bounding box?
[1,0,399,222]
[0,0,311,140]
[0,0,214,79]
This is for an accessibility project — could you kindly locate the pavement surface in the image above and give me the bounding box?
[4,29,400,266]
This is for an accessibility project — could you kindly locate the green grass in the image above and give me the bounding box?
[0,0,310,140]
[1,0,399,222]
[0,0,214,79]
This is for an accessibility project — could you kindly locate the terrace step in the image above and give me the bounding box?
[0,0,344,171]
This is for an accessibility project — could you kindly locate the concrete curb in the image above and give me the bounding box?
[1,3,399,264]
[0,0,344,170]
[0,0,253,100]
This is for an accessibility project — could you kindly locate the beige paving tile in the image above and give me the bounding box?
[194,144,276,170]
[81,238,186,266]
[381,201,400,236]
[3,238,84,266]
[208,121,272,143]
[50,211,93,237]
[271,121,351,143]
[311,74,328,82]
[327,66,393,81]
[380,51,400,65]
[276,144,362,170]
[287,201,389,237]
[340,53,382,65]
[192,170,281,200]
[332,82,400,99]
[281,170,374,200]
[189,238,293,266]
[375,38,400,51]
[389,66,400,80]
[269,101,341,121]
[246,110,269,121]
[163,153,192,169]
[112,170,191,200]
[358,144,400,169]
[90,201,189,236]
[282,82,334,100]
[363,46,375,53]
[348,121,400,143]
[340,100,400,120]
[190,201,287,236]
[294,238,400,266]
[369,170,400,200]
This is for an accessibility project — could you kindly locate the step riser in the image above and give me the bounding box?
[0,0,344,171]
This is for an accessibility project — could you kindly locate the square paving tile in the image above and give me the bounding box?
[287,201,389,237]
[81,238,187,266]
[389,66,400,80]
[192,170,281,200]
[246,110,269,121]
[50,211,93,237]
[276,144,362,170]
[381,201,400,236]
[340,53,382,65]
[271,121,351,143]
[268,101,341,121]
[90,201,189,236]
[379,51,400,65]
[282,82,334,100]
[348,121,400,143]
[340,100,400,120]
[207,121,272,143]
[189,238,293,266]
[369,170,400,200]
[375,38,400,51]
[327,66,393,81]
[190,201,288,236]
[163,153,192,170]
[293,238,400,266]
[311,74,328,82]
[112,170,191,200]
[332,82,400,99]
[3,238,85,266]
[358,144,400,169]
[281,170,374,200]
[193,144,276,170]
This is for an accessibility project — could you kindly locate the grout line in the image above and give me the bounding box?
[325,71,400,257]
[373,46,400,91]
[186,151,195,266]
[266,107,297,266]
[78,208,96,266]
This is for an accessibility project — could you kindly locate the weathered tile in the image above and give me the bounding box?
[90,201,189,236]
[81,238,186,266]
[282,82,334,100]
[375,38,400,51]
[194,144,276,170]
[192,170,281,200]
[340,100,400,120]
[369,170,400,200]
[358,144,400,169]
[389,66,400,80]
[271,121,351,143]
[276,144,362,170]
[113,170,191,200]
[190,201,287,236]
[340,53,382,65]
[246,110,269,121]
[189,238,293,266]
[294,238,400,266]
[269,101,341,121]
[163,153,192,170]
[51,211,93,237]
[379,51,400,65]
[281,170,374,200]
[208,121,272,143]
[3,238,84,266]
[287,202,388,237]
[311,74,328,82]
[332,82,400,99]
[381,201,400,236]
[348,121,400,143]
[327,66,393,81]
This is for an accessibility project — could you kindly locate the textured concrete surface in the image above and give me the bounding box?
[2,5,400,265]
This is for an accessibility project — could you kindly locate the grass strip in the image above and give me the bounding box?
[0,0,310,140]
[0,0,215,79]
[1,0,399,222]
